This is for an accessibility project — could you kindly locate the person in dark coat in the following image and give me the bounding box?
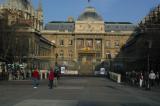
[155,72,160,86]
[48,68,55,89]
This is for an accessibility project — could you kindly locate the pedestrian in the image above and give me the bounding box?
[144,71,150,90]
[17,70,20,80]
[149,70,156,87]
[54,64,60,87]
[26,71,29,80]
[32,68,40,88]
[48,68,55,89]
[131,70,136,86]
[139,72,143,87]
[20,70,25,80]
[155,72,160,86]
[54,64,60,79]
[54,69,57,78]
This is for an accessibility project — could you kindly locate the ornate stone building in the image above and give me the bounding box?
[42,7,136,74]
[0,0,55,77]
[0,0,43,31]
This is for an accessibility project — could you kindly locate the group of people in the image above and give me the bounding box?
[32,65,61,89]
[11,70,25,80]
[125,70,160,89]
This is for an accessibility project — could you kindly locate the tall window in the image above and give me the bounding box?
[77,39,84,48]
[68,39,73,45]
[106,40,111,48]
[86,39,93,47]
[68,50,73,58]
[60,50,64,58]
[114,51,119,57]
[106,51,111,59]
[60,40,64,46]
[115,40,120,48]
[96,40,101,48]
[96,53,101,58]
[100,27,103,31]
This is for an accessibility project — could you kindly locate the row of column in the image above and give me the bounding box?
[74,38,105,61]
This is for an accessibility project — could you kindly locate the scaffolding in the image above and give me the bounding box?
[139,4,160,30]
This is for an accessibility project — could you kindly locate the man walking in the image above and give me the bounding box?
[32,68,39,88]
[54,64,60,80]
[149,70,156,87]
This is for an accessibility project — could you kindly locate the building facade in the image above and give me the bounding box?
[0,0,56,80]
[121,4,160,73]
[0,0,43,31]
[42,7,136,75]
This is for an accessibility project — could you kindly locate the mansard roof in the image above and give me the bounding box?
[105,22,136,32]
[45,21,75,32]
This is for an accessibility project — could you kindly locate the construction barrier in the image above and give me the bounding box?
[109,72,121,83]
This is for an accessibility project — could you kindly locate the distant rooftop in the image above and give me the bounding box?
[45,6,136,32]
[49,21,75,23]
[45,21,75,32]
[105,22,133,24]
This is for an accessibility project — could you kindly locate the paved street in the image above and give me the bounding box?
[0,77,160,106]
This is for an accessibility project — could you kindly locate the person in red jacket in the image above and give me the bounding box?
[32,68,40,88]
[48,68,55,89]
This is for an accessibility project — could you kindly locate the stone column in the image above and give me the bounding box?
[93,38,95,50]
[40,71,42,80]
[84,38,86,48]
[45,72,47,79]
[74,37,77,62]
[102,39,105,61]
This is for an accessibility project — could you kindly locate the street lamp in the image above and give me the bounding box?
[145,40,152,90]
[55,53,58,65]
[146,40,152,72]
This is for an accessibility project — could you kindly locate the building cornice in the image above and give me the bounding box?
[42,30,135,35]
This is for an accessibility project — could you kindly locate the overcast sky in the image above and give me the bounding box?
[32,0,160,25]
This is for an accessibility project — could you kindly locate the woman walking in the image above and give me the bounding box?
[139,72,143,87]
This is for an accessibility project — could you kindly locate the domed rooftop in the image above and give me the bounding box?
[77,6,103,21]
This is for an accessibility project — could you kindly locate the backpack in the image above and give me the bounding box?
[54,66,59,72]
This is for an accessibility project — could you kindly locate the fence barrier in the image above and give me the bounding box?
[109,72,121,83]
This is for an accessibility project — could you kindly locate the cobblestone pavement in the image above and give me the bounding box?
[0,77,160,106]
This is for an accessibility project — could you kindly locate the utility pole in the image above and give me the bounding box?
[147,53,150,72]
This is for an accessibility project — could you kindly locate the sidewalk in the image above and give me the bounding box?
[150,86,160,92]
[121,81,160,93]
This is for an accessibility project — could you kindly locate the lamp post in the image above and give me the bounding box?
[145,40,152,90]
[55,53,58,65]
[147,51,150,72]
[147,40,152,72]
